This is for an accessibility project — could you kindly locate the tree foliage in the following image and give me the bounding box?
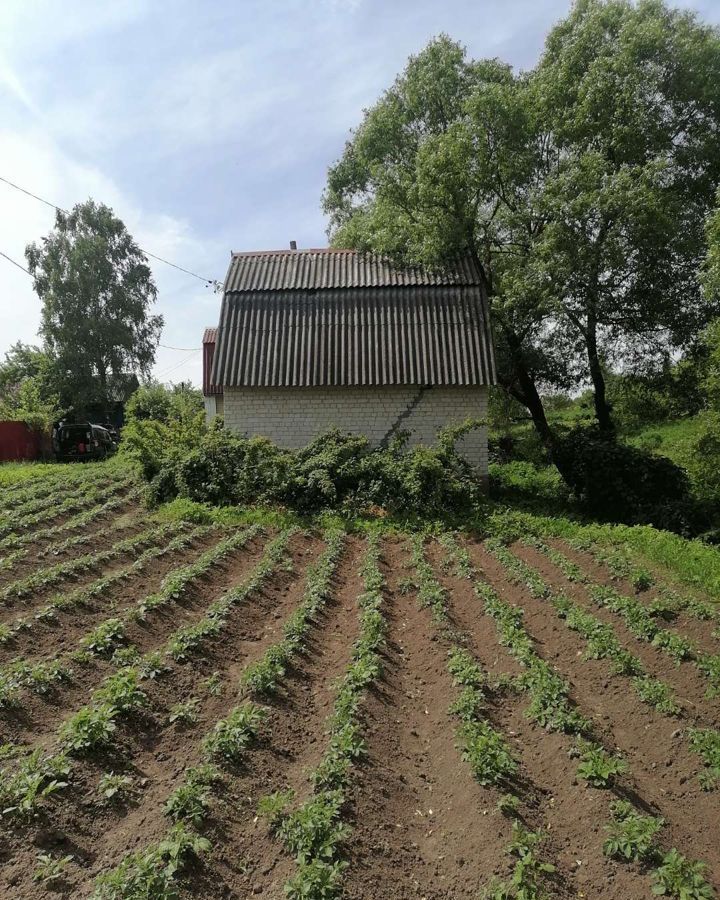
[323,1,720,442]
[25,200,163,416]
[0,343,63,429]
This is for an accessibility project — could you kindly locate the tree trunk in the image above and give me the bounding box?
[586,309,614,433]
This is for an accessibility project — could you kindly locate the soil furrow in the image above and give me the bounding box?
[0,532,323,897]
[432,540,656,900]
[516,542,720,727]
[471,540,720,891]
[0,530,271,748]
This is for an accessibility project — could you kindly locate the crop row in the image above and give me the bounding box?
[413,535,561,896]
[0,483,141,556]
[441,533,716,899]
[0,464,114,508]
[567,536,720,630]
[0,474,135,540]
[0,474,118,526]
[0,525,289,833]
[0,520,179,605]
[487,538,720,791]
[527,538,720,698]
[91,526,334,897]
[259,532,387,898]
[0,522,195,645]
[0,524,257,706]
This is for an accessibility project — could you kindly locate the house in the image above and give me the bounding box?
[203,248,496,474]
[202,328,223,419]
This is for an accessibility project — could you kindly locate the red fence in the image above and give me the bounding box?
[0,421,44,462]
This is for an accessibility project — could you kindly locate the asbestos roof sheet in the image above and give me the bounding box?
[211,284,496,387]
[224,249,483,292]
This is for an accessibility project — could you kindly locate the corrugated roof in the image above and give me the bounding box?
[202,327,217,344]
[211,285,496,387]
[224,249,482,292]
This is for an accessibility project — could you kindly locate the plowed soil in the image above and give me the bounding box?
[0,478,718,899]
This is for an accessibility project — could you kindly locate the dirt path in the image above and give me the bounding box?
[472,540,720,892]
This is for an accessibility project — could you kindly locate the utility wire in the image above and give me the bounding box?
[0,248,31,276]
[0,174,219,287]
[159,343,201,351]
[155,349,201,380]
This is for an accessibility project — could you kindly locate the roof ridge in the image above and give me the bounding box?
[230,248,359,257]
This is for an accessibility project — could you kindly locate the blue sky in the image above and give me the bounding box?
[2,0,719,386]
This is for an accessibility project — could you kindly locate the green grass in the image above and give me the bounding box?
[624,417,705,471]
[0,458,129,487]
[153,497,303,530]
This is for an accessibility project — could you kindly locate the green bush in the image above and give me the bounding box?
[138,420,486,520]
[552,426,703,533]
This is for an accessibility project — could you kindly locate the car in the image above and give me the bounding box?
[55,423,117,462]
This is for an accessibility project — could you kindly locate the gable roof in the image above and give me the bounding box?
[212,249,496,388]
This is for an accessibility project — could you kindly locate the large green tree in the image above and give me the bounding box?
[324,38,563,444]
[0,342,63,429]
[532,0,720,430]
[26,200,163,416]
[324,1,720,442]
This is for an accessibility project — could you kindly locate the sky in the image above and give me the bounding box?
[2,0,719,388]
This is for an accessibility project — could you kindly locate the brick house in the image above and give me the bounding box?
[203,248,496,474]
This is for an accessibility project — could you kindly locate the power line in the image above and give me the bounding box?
[159,343,201,351]
[0,174,220,287]
[155,349,201,380]
[0,248,31,276]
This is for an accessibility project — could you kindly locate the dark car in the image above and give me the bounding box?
[56,423,117,462]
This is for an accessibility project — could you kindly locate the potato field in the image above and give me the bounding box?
[0,464,718,899]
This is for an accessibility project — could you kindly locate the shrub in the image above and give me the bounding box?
[139,420,487,520]
[552,426,702,532]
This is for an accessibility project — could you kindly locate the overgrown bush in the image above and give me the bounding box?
[140,420,486,519]
[552,426,703,533]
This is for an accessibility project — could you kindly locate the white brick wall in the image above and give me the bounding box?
[219,385,489,474]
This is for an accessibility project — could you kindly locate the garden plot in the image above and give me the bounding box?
[0,470,718,898]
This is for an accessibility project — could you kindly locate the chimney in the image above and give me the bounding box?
[289,240,297,250]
